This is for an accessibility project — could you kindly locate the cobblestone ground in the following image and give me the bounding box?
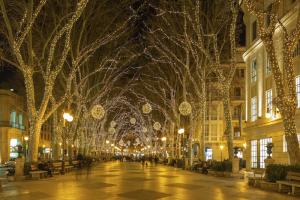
[0,161,298,200]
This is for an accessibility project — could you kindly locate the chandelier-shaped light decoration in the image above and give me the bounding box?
[110,120,117,128]
[108,127,116,134]
[142,103,152,114]
[142,127,148,133]
[179,101,192,116]
[130,117,136,125]
[91,105,105,120]
[153,122,161,131]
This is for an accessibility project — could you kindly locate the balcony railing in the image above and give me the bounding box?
[0,121,26,131]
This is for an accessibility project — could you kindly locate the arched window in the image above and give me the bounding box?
[10,111,17,128]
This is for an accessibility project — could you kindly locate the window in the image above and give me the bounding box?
[234,127,241,137]
[283,134,300,152]
[210,106,218,120]
[266,56,272,75]
[211,125,218,141]
[296,76,300,108]
[233,106,241,119]
[241,69,245,77]
[204,125,209,141]
[266,89,272,116]
[260,138,272,168]
[10,111,17,128]
[251,140,258,168]
[234,87,241,97]
[251,97,257,121]
[252,21,257,41]
[251,59,257,83]
[18,114,24,130]
[293,40,300,57]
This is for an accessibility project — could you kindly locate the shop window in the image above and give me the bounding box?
[251,97,257,121]
[251,59,257,83]
[10,111,17,128]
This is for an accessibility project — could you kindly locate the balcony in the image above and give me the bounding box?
[0,121,26,131]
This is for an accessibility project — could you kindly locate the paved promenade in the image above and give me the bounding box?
[0,162,298,200]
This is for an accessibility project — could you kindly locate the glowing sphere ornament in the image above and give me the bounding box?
[130,118,136,125]
[153,122,161,131]
[179,101,192,116]
[108,127,116,134]
[142,103,152,114]
[91,105,105,120]
[142,127,148,133]
[110,120,117,128]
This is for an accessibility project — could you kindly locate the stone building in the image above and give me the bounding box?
[242,0,300,169]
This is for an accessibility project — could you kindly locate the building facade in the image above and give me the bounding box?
[199,48,247,161]
[242,0,300,169]
[0,89,52,163]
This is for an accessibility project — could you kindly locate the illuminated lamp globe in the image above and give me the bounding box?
[179,101,192,116]
[142,127,148,133]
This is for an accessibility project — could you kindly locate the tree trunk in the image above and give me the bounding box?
[28,120,42,162]
[222,85,234,161]
[283,117,300,164]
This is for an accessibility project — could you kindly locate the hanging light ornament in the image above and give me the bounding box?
[179,101,192,116]
[110,120,117,128]
[130,117,136,125]
[153,122,161,131]
[108,127,116,134]
[91,105,105,120]
[142,103,152,114]
[142,127,148,133]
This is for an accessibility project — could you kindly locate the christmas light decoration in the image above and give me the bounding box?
[130,117,136,125]
[153,122,161,131]
[91,105,105,120]
[142,103,152,114]
[110,121,117,128]
[108,127,116,134]
[142,127,148,133]
[179,101,192,116]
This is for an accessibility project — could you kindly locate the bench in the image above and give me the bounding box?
[52,162,62,175]
[72,160,80,168]
[277,172,300,195]
[248,169,265,186]
[64,161,74,173]
[29,165,48,180]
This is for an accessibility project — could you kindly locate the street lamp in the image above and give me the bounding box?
[62,111,73,174]
[161,137,167,141]
[219,144,224,161]
[63,112,74,122]
[178,128,185,134]
[24,136,29,161]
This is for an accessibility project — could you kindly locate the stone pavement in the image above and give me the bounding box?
[0,161,298,200]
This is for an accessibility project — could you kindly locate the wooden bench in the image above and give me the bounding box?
[277,172,300,195]
[29,165,48,180]
[72,160,80,168]
[52,162,62,175]
[64,161,74,173]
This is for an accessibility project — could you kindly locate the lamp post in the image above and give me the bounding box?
[178,128,184,158]
[161,137,167,158]
[219,144,224,161]
[24,136,29,162]
[62,111,73,174]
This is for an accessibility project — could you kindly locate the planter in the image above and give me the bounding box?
[260,181,278,192]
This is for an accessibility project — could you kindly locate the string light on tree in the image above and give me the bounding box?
[108,127,116,134]
[179,101,192,116]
